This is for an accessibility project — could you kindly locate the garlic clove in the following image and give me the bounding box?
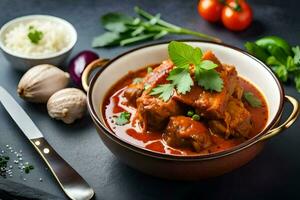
[47,88,87,124]
[17,64,70,103]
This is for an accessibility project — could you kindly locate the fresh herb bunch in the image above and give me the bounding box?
[150,41,223,102]
[27,26,43,44]
[92,7,221,47]
[245,36,300,92]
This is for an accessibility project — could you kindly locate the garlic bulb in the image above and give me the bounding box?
[17,64,70,103]
[47,88,87,124]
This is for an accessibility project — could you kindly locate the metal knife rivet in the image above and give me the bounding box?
[35,141,41,146]
[43,148,50,154]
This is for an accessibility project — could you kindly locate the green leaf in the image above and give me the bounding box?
[115,111,131,126]
[197,69,223,92]
[266,56,281,66]
[267,45,288,65]
[286,56,297,72]
[294,73,300,92]
[292,46,300,65]
[27,26,43,44]
[101,13,133,32]
[244,42,269,62]
[132,77,144,84]
[243,92,262,108]
[150,84,174,102]
[274,65,288,82]
[167,67,193,94]
[168,41,201,67]
[199,60,218,70]
[92,32,121,47]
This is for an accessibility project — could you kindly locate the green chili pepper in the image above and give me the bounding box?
[255,36,292,56]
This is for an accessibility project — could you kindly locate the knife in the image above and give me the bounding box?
[0,86,94,200]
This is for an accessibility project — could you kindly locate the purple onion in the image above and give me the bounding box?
[68,50,99,87]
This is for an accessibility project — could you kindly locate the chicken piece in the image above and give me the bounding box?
[123,60,174,107]
[123,82,144,107]
[208,97,252,138]
[136,94,183,131]
[163,116,212,152]
[173,52,238,119]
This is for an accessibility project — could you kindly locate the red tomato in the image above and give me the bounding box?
[221,0,253,31]
[198,0,224,22]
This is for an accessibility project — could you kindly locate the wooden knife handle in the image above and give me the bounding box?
[30,137,94,200]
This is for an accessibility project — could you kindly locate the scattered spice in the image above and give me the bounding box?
[0,145,35,179]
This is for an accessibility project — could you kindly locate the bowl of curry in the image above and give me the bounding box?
[83,40,299,180]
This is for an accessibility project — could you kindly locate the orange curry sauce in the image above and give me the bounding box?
[103,66,268,155]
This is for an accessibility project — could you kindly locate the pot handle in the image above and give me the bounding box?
[258,95,300,142]
[81,58,110,92]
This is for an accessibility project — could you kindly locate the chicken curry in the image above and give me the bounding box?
[103,42,268,155]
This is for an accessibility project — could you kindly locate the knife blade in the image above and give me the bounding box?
[0,86,94,200]
[0,86,42,139]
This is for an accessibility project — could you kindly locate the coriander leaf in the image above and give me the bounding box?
[292,46,300,65]
[273,65,288,82]
[266,56,281,66]
[101,13,133,33]
[150,84,174,102]
[286,56,297,72]
[197,69,223,92]
[268,45,288,65]
[294,73,300,92]
[115,111,131,126]
[27,26,43,44]
[243,92,262,108]
[245,42,269,62]
[168,41,200,67]
[167,67,193,94]
[199,60,218,70]
[132,77,144,84]
[92,32,121,47]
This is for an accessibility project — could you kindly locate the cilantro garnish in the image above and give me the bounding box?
[27,26,43,44]
[150,84,174,102]
[150,41,223,101]
[167,67,193,94]
[115,111,131,126]
[243,92,262,108]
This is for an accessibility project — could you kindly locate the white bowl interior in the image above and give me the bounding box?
[0,15,77,59]
[91,42,281,133]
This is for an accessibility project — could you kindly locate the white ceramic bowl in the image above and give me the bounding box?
[82,40,299,180]
[0,15,77,71]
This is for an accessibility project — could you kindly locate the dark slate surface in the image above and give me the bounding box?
[0,0,299,199]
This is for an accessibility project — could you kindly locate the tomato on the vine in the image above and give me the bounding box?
[198,0,224,22]
[221,0,253,31]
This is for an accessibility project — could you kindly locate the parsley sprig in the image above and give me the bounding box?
[150,41,223,101]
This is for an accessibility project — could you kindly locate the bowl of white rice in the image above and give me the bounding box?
[0,15,77,71]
